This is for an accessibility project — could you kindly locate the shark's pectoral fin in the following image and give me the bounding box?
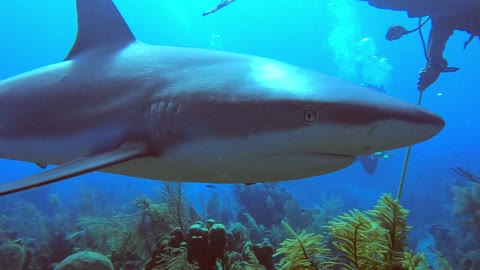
[0,141,153,196]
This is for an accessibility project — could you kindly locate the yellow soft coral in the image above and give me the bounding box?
[402,251,428,270]
[368,193,411,268]
[327,209,388,270]
[327,194,429,270]
[274,220,335,270]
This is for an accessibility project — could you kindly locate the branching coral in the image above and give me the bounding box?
[135,197,171,255]
[307,194,345,235]
[428,248,453,270]
[220,251,267,270]
[146,247,195,270]
[229,222,250,242]
[451,183,480,234]
[0,243,27,270]
[8,200,47,243]
[242,241,260,265]
[234,183,292,227]
[284,199,313,232]
[275,220,336,270]
[159,181,197,234]
[76,214,142,260]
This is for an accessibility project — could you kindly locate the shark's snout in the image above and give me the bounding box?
[364,105,445,152]
[293,83,446,156]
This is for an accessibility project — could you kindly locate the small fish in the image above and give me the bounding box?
[65,229,87,240]
[205,184,216,188]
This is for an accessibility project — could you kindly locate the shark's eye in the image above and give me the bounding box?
[302,108,318,125]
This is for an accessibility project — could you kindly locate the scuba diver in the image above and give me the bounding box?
[359,0,480,91]
[203,0,236,16]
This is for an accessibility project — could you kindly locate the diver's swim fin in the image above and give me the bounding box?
[357,155,378,175]
[0,142,152,196]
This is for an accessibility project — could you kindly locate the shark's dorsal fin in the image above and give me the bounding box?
[65,0,135,60]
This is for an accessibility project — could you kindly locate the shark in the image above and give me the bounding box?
[0,0,445,196]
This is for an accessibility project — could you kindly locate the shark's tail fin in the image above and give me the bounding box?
[357,155,378,175]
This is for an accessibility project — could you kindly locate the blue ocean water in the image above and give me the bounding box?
[0,0,479,269]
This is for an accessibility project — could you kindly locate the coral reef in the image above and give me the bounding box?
[0,243,27,270]
[75,215,140,256]
[146,247,194,270]
[55,251,114,270]
[210,223,227,263]
[159,181,199,234]
[7,200,48,243]
[251,240,274,270]
[234,183,292,227]
[1,180,464,270]
[367,193,411,268]
[145,219,270,270]
[275,194,427,270]
[327,194,425,269]
[135,197,172,255]
[328,209,389,269]
[427,181,480,269]
[275,221,335,270]
[401,251,428,270]
[306,194,345,235]
[451,183,480,235]
[32,231,73,269]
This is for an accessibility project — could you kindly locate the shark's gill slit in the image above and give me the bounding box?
[368,123,379,136]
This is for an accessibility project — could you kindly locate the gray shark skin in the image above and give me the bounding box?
[0,0,444,195]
